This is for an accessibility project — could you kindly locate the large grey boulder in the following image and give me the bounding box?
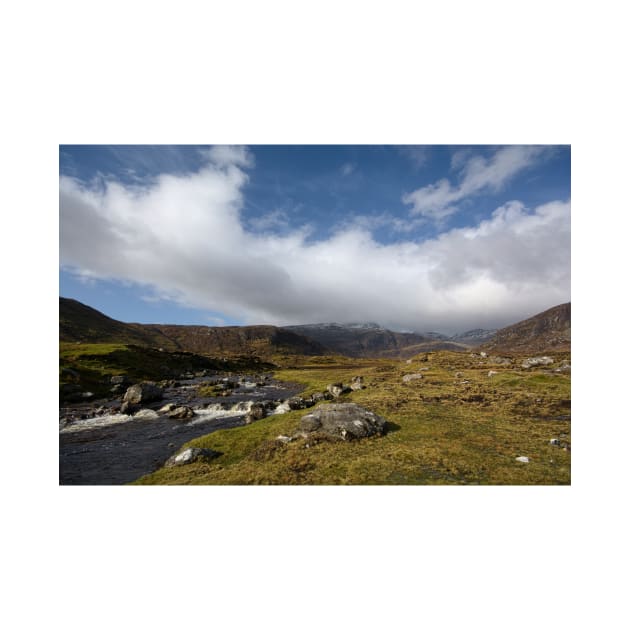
[123,382,163,404]
[299,403,388,441]
[165,447,222,467]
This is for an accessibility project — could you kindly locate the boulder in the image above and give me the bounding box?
[521,356,554,369]
[489,356,512,366]
[299,403,388,441]
[165,447,222,467]
[168,405,196,420]
[245,402,267,424]
[350,376,365,391]
[327,383,345,398]
[402,373,424,383]
[133,409,159,420]
[123,382,163,404]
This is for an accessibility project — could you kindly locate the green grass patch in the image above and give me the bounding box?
[134,352,571,485]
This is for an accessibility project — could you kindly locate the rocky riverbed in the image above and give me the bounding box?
[59,374,304,485]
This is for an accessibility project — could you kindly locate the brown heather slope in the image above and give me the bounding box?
[481,302,571,354]
[60,297,328,358]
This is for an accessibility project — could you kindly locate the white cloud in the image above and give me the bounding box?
[60,154,570,334]
[403,146,550,221]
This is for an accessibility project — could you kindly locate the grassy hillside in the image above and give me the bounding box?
[134,350,571,485]
[59,342,273,402]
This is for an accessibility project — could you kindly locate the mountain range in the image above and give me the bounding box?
[59,297,570,359]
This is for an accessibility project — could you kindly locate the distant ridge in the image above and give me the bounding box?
[480,302,571,353]
[59,298,328,358]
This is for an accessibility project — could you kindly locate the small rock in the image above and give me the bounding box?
[487,370,499,377]
[515,456,530,463]
[168,405,196,420]
[455,372,464,378]
[350,376,365,391]
[549,438,560,446]
[326,383,345,398]
[402,373,424,383]
[133,409,159,420]
[165,447,221,467]
[480,352,487,358]
[276,435,293,444]
[158,403,177,413]
[521,356,554,369]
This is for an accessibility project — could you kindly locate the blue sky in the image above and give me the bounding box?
[60,145,570,333]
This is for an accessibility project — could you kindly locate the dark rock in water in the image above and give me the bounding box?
[165,447,222,467]
[168,405,196,420]
[62,367,81,382]
[111,375,131,386]
[123,382,163,404]
[245,402,267,424]
[300,403,388,440]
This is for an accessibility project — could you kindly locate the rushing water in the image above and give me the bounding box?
[59,375,303,485]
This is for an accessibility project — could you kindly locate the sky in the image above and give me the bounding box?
[59,145,570,334]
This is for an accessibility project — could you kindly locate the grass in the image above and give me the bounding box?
[59,342,274,402]
[133,350,571,485]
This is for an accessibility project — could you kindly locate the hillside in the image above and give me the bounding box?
[284,323,436,358]
[481,302,571,354]
[60,298,328,358]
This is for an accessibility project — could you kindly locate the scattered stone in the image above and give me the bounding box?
[158,403,177,413]
[299,403,388,440]
[405,359,413,364]
[554,361,571,373]
[455,372,464,378]
[110,375,130,386]
[123,382,163,404]
[273,401,292,415]
[480,352,487,358]
[549,438,560,446]
[515,456,530,463]
[167,405,196,420]
[402,373,424,383]
[327,383,345,398]
[350,375,365,391]
[310,392,327,404]
[521,356,554,369]
[287,396,309,410]
[133,409,159,420]
[276,435,293,444]
[165,447,221,467]
[245,402,267,424]
[489,356,512,366]
[487,370,499,377]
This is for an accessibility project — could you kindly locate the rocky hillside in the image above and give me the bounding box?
[480,302,571,354]
[284,323,436,358]
[60,298,328,358]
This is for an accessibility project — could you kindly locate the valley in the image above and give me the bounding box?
[59,299,571,485]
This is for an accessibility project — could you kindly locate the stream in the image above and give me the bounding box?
[59,374,303,485]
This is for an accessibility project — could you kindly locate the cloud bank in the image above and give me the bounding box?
[60,148,570,333]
